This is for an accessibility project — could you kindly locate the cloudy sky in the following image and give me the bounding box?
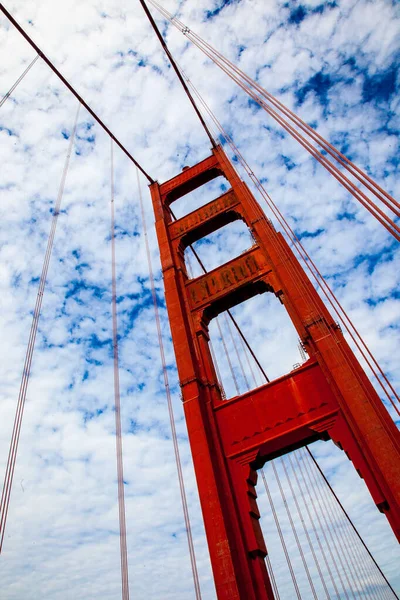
[0,0,399,598]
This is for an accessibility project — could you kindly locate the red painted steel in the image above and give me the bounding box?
[149,146,400,600]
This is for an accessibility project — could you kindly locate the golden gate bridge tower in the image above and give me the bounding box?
[1,1,400,599]
[150,143,400,600]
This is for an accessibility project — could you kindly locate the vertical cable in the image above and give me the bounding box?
[319,482,386,600]
[110,141,130,600]
[282,456,332,599]
[239,332,259,388]
[272,460,319,599]
[306,450,383,600]
[225,309,269,383]
[216,317,240,395]
[288,453,334,599]
[292,452,342,599]
[261,467,303,600]
[209,339,226,398]
[303,447,382,599]
[306,448,399,600]
[136,169,202,599]
[186,250,195,278]
[300,449,352,599]
[266,554,281,600]
[224,313,250,390]
[0,102,80,553]
[0,54,40,108]
[295,451,348,599]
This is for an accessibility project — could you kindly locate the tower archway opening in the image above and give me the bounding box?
[169,175,229,219]
[208,291,305,399]
[184,218,256,278]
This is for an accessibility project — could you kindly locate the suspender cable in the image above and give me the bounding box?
[307,453,386,600]
[226,309,270,383]
[306,448,400,600]
[303,450,358,599]
[301,448,352,599]
[288,454,333,600]
[0,3,154,184]
[224,313,250,390]
[307,449,383,600]
[306,449,390,600]
[216,317,240,396]
[266,554,281,600]
[110,141,131,600]
[138,0,216,149]
[239,332,260,389]
[209,339,226,398]
[271,460,319,600]
[185,251,195,279]
[0,54,40,108]
[0,101,80,553]
[294,451,345,599]
[168,208,270,387]
[136,169,202,600]
[281,457,332,600]
[189,247,270,383]
[261,467,303,600]
[315,487,390,600]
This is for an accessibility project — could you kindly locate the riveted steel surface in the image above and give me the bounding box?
[149,146,400,600]
[169,188,239,241]
[187,247,268,310]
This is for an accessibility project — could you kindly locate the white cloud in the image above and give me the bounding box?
[0,0,399,598]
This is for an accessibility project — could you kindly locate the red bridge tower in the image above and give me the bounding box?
[149,146,400,600]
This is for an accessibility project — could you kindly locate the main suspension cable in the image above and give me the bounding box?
[0,54,40,108]
[0,3,154,183]
[0,101,80,553]
[142,8,400,405]
[148,0,400,237]
[110,141,131,600]
[136,169,202,599]
[145,28,397,416]
[175,64,400,416]
[138,0,216,148]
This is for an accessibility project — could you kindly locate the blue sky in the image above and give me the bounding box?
[0,0,399,598]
